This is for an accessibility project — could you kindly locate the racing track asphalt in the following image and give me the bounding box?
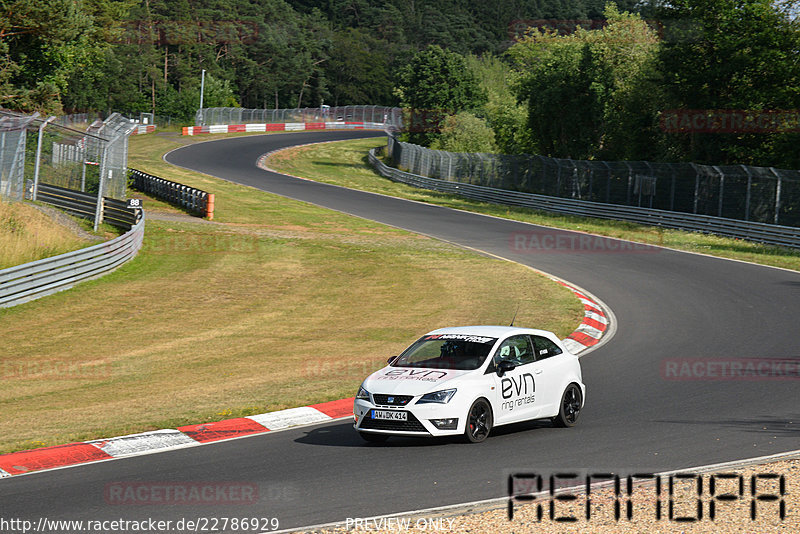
[2,130,799,531]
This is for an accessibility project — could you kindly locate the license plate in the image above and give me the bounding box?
[372,410,407,421]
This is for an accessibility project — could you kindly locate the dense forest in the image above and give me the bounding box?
[2,0,799,168]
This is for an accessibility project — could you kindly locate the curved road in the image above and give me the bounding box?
[3,130,799,531]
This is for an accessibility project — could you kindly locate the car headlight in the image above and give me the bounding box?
[417,388,457,404]
[356,386,371,402]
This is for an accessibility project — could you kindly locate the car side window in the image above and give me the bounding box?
[493,335,535,367]
[532,335,563,360]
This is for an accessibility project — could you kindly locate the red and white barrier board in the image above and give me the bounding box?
[182,122,384,135]
[130,125,156,135]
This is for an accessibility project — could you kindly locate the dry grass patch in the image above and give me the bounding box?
[0,198,90,269]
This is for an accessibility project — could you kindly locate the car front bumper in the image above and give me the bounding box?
[353,398,465,437]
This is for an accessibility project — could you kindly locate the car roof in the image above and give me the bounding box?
[424,325,556,339]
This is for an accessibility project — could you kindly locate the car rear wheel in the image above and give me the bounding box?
[464,398,493,443]
[553,383,582,427]
[358,432,389,443]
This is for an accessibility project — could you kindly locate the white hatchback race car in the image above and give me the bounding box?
[353,326,585,443]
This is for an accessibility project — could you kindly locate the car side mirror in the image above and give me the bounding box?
[497,360,516,377]
[387,355,399,365]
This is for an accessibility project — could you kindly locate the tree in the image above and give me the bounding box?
[324,28,396,106]
[654,0,800,167]
[0,0,94,112]
[430,112,499,153]
[510,3,662,160]
[396,45,487,145]
[465,53,531,155]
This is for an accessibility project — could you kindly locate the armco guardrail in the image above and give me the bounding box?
[369,148,800,249]
[0,213,145,308]
[33,184,140,229]
[129,169,214,219]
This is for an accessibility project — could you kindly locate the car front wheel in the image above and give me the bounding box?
[553,383,583,427]
[464,398,493,443]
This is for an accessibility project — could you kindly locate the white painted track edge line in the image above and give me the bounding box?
[0,415,354,482]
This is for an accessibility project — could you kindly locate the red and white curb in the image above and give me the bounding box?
[554,280,610,354]
[0,399,353,478]
[182,121,386,136]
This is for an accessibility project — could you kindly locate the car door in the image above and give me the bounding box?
[488,335,542,425]
[530,334,569,417]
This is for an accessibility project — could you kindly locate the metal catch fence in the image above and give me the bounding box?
[195,106,404,129]
[370,148,800,249]
[387,137,800,228]
[1,110,137,230]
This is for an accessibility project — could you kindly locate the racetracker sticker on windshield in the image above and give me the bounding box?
[424,334,496,343]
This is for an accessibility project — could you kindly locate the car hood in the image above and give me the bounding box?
[363,367,472,396]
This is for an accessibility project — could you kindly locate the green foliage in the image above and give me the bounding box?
[0,0,92,112]
[510,3,662,159]
[654,0,800,167]
[324,28,396,106]
[430,112,498,153]
[465,54,531,155]
[293,0,640,55]
[397,45,487,145]
[506,0,800,167]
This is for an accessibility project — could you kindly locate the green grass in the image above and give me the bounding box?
[0,131,582,454]
[266,138,800,272]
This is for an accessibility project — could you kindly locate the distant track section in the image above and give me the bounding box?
[182,121,386,135]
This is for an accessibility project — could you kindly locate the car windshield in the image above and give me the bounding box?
[392,334,498,370]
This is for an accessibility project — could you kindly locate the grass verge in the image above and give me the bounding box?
[0,199,95,269]
[266,138,800,272]
[0,131,582,454]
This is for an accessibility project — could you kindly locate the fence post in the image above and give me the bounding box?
[624,162,633,205]
[741,164,752,221]
[447,152,453,181]
[669,164,677,212]
[94,141,111,232]
[713,165,724,217]
[600,161,611,203]
[0,130,5,197]
[32,116,56,201]
[556,159,563,196]
[691,163,700,214]
[81,143,87,192]
[770,167,782,225]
